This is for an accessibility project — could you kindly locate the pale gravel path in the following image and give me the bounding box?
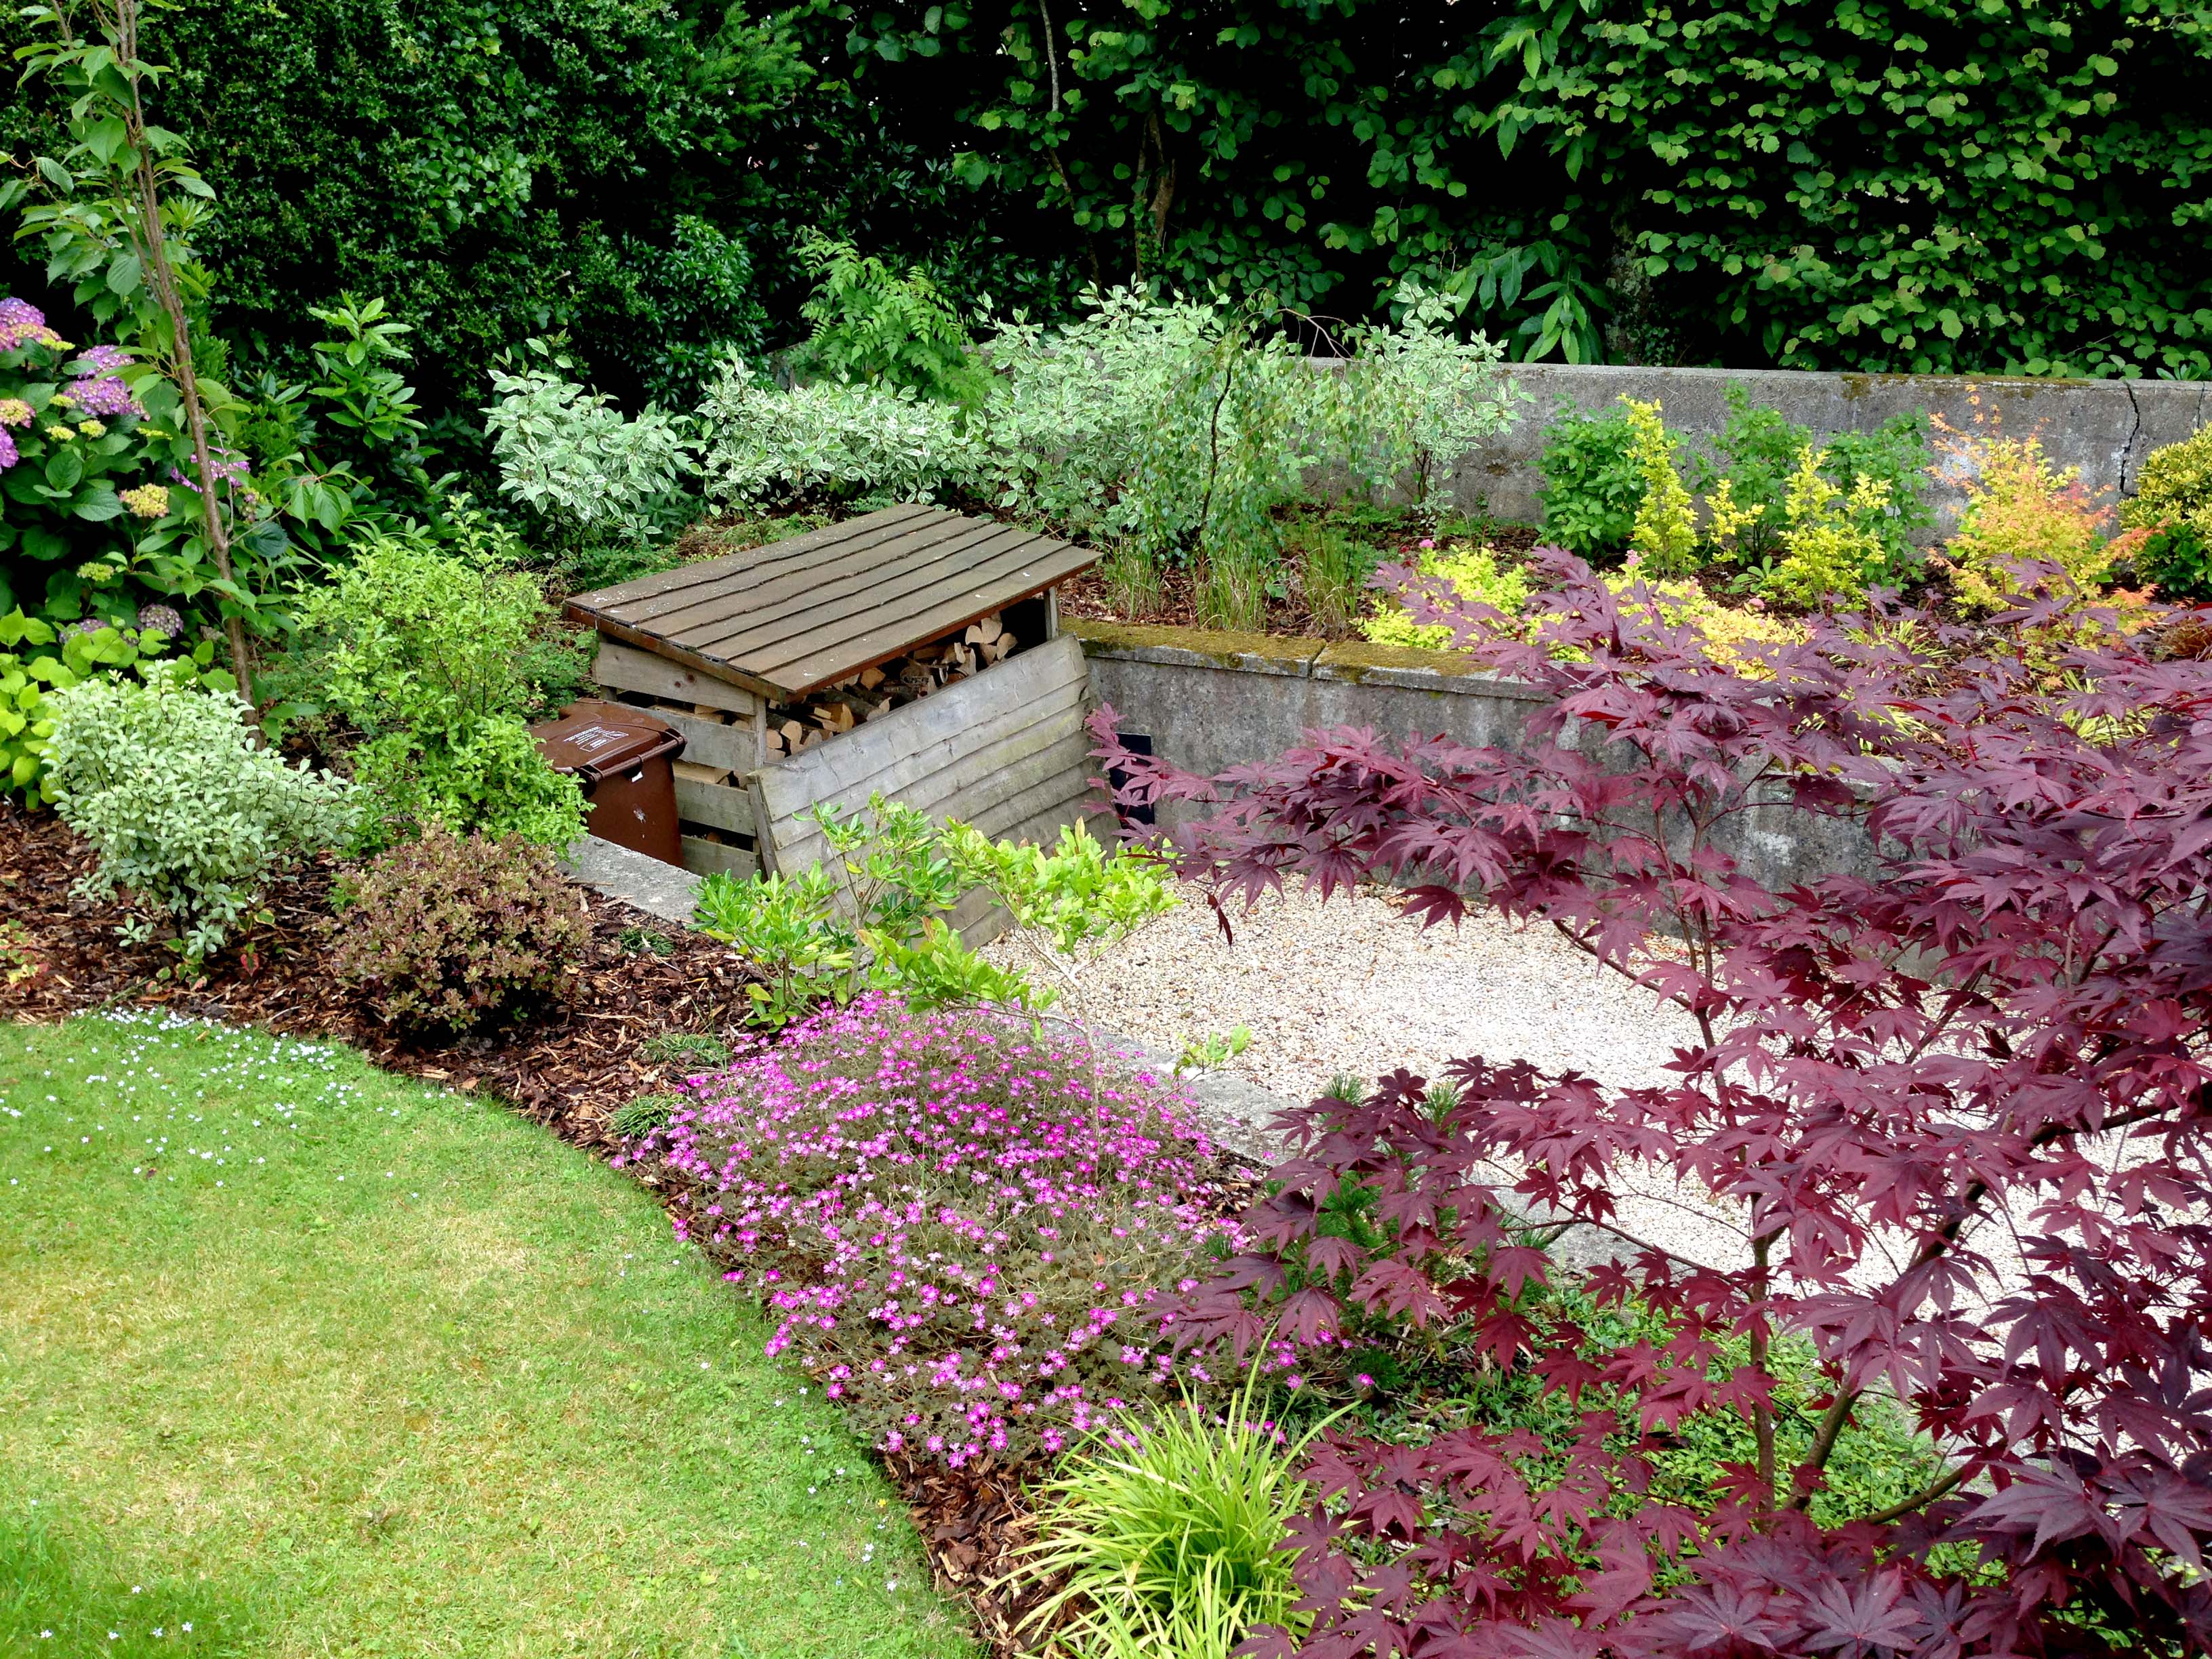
[987,879,1755,1271]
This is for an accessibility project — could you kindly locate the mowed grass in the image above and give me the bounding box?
[0,1012,975,1659]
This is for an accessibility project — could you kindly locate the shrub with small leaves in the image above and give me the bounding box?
[1943,428,2117,610]
[47,661,356,966]
[332,827,590,1033]
[291,533,585,849]
[2121,426,2212,602]
[1622,396,1699,575]
[1536,403,1644,561]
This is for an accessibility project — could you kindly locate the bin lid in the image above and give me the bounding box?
[530,699,685,782]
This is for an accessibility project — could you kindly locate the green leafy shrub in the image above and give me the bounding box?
[332,827,589,1033]
[694,796,1176,1029]
[1,607,228,802]
[792,231,986,405]
[2121,427,2212,601]
[1706,443,1897,607]
[1016,1370,1327,1659]
[46,661,356,965]
[696,356,971,508]
[571,215,771,410]
[291,533,584,848]
[1536,404,1643,560]
[1689,389,1932,586]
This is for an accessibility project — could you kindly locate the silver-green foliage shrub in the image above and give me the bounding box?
[695,354,971,507]
[47,663,356,964]
[690,285,1512,549]
[485,344,697,544]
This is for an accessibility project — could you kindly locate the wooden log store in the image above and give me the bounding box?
[562,504,1108,924]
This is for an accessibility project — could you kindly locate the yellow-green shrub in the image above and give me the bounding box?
[2119,428,2212,601]
[1542,576,1807,678]
[1944,434,2114,611]
[1359,541,1532,649]
[1762,447,1894,607]
[1622,396,1698,575]
[2122,428,2212,537]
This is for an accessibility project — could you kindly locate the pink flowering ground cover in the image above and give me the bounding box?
[623,996,1246,1467]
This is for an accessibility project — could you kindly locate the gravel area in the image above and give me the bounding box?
[1014,879,1698,1103]
[986,878,1753,1271]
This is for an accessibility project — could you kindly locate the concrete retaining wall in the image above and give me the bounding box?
[1071,617,1883,893]
[1452,363,2212,533]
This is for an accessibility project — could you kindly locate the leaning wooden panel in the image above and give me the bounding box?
[751,636,1096,878]
[752,638,1088,824]
[648,705,761,775]
[766,723,1092,878]
[673,775,758,836]
[753,670,1088,829]
[679,836,758,880]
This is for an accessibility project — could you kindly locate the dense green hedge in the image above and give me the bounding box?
[0,0,1076,412]
[820,0,2212,377]
[4,0,2207,383]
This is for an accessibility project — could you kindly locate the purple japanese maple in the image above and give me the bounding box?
[1093,552,2212,1656]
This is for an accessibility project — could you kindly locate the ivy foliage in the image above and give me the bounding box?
[0,0,808,409]
[815,0,2212,375]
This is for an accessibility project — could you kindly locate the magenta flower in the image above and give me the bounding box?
[640,996,1242,1463]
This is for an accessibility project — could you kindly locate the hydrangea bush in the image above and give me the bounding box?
[634,997,1241,1466]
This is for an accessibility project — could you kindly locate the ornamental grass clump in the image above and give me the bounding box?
[1015,1365,1328,1659]
[638,996,1240,1466]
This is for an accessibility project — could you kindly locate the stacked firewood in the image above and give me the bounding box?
[757,610,1019,758]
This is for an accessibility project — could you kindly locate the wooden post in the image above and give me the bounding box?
[752,703,767,769]
[1045,586,1060,640]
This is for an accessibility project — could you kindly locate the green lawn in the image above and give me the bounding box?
[0,1013,975,1659]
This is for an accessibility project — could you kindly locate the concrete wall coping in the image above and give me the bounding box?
[1062,616,1551,701]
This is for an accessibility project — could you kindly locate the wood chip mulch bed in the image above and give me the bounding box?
[0,800,1063,1654]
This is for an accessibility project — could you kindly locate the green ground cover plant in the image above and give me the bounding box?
[0,1012,973,1659]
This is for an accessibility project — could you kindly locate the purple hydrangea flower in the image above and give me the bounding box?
[0,427,16,471]
[0,297,68,354]
[65,373,142,419]
[72,344,131,374]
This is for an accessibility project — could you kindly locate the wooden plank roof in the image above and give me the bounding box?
[562,505,1099,703]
